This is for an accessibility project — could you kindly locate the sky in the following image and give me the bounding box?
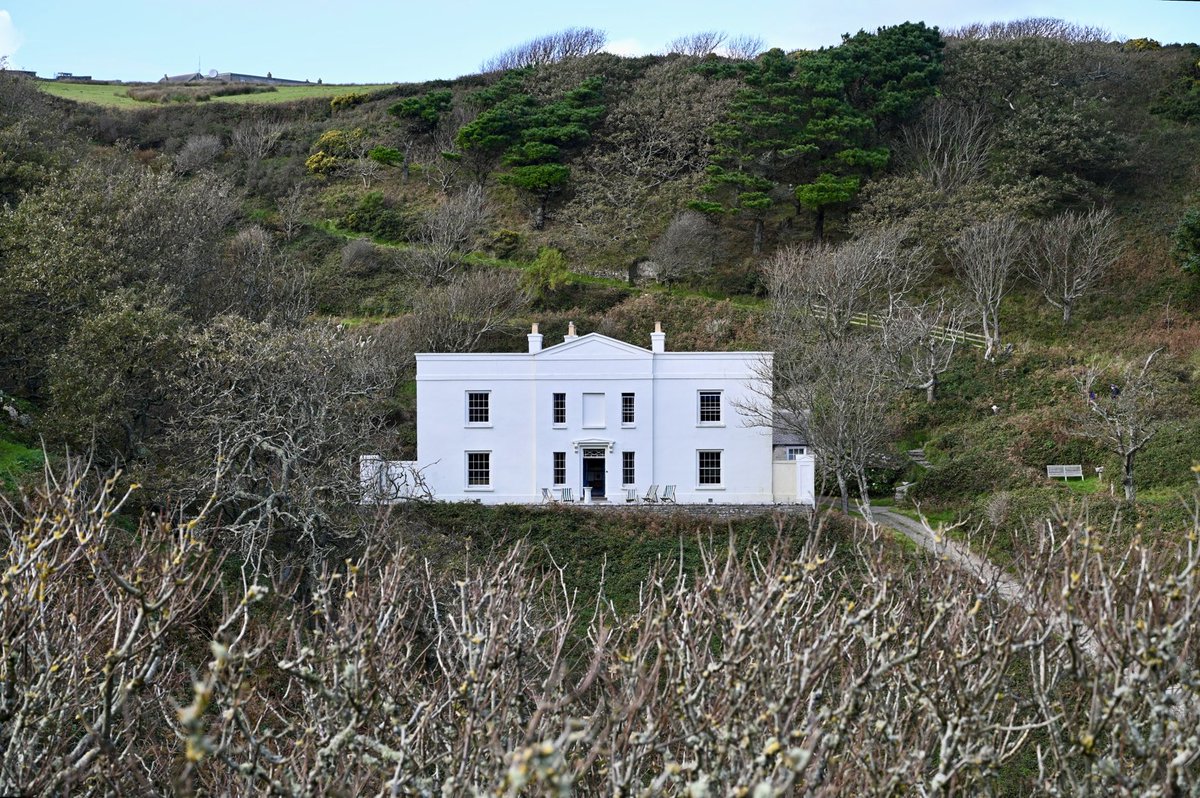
[1,1,1197,84]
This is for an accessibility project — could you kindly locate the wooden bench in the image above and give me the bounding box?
[1046,464,1084,481]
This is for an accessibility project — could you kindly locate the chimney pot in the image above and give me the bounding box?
[528,321,543,353]
[650,321,666,353]
[564,321,578,342]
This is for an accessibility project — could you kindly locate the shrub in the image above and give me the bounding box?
[175,134,223,174]
[490,229,523,259]
[340,238,382,275]
[522,247,572,300]
[341,192,414,242]
[330,92,369,112]
[304,151,339,176]
[908,448,1020,504]
[649,209,724,284]
[1172,208,1200,274]
[1121,38,1162,52]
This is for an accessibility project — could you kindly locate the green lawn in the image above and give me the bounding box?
[39,82,145,107]
[39,81,395,108]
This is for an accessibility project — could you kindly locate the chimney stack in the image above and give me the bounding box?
[528,322,543,353]
[564,321,578,342]
[650,321,666,353]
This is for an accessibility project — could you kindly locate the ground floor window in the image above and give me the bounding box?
[466,451,491,487]
[698,450,722,486]
[622,451,635,486]
[553,451,566,485]
[786,446,807,460]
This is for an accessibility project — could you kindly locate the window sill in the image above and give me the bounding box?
[464,486,494,492]
[465,423,493,429]
[621,423,636,429]
[581,424,606,430]
[695,484,725,490]
[552,423,567,429]
[696,422,726,428]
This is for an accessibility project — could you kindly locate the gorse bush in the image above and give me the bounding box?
[341,191,414,242]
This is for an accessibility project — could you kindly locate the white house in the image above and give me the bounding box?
[362,323,815,506]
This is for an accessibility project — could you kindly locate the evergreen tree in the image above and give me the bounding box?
[696,22,943,244]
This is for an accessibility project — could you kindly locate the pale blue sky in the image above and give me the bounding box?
[2,1,1197,84]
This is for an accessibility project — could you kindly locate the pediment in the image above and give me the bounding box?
[536,333,651,359]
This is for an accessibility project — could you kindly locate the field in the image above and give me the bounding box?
[38,80,395,108]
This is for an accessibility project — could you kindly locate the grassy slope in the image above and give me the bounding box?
[394,502,870,614]
[0,435,42,491]
[38,81,395,108]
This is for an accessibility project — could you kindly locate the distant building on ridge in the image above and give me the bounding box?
[160,70,310,86]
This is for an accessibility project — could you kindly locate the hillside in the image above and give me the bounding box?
[1,23,1198,529]
[3,19,1200,793]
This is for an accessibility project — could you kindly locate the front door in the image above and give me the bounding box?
[581,448,606,498]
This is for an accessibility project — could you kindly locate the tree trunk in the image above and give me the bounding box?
[533,199,546,231]
[401,160,410,182]
[752,218,764,255]
[836,471,849,515]
[982,307,1000,362]
[855,469,873,522]
[814,206,826,242]
[926,375,937,404]
[1123,450,1136,502]
[1062,301,1072,326]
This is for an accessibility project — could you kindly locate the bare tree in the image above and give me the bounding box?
[156,318,388,564]
[481,27,607,72]
[175,133,224,174]
[724,34,765,60]
[391,269,530,360]
[882,295,966,403]
[404,184,489,284]
[1075,349,1168,502]
[766,225,922,343]
[952,215,1025,361]
[230,118,287,163]
[0,456,222,794]
[1028,207,1121,325]
[192,225,309,324]
[564,59,737,256]
[420,104,471,193]
[648,209,725,283]
[946,17,1110,43]
[768,337,894,517]
[666,31,726,57]
[275,182,307,241]
[897,99,993,194]
[8,457,1200,794]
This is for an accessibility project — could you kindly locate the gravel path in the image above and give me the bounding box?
[869,505,1100,662]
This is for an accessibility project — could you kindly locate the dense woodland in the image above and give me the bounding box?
[3,19,1200,794]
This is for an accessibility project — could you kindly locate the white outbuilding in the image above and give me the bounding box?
[362,323,815,506]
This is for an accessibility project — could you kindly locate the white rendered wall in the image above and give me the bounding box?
[412,334,783,504]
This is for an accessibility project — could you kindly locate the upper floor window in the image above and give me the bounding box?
[698,390,722,424]
[552,392,566,425]
[467,391,490,425]
[621,393,635,425]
